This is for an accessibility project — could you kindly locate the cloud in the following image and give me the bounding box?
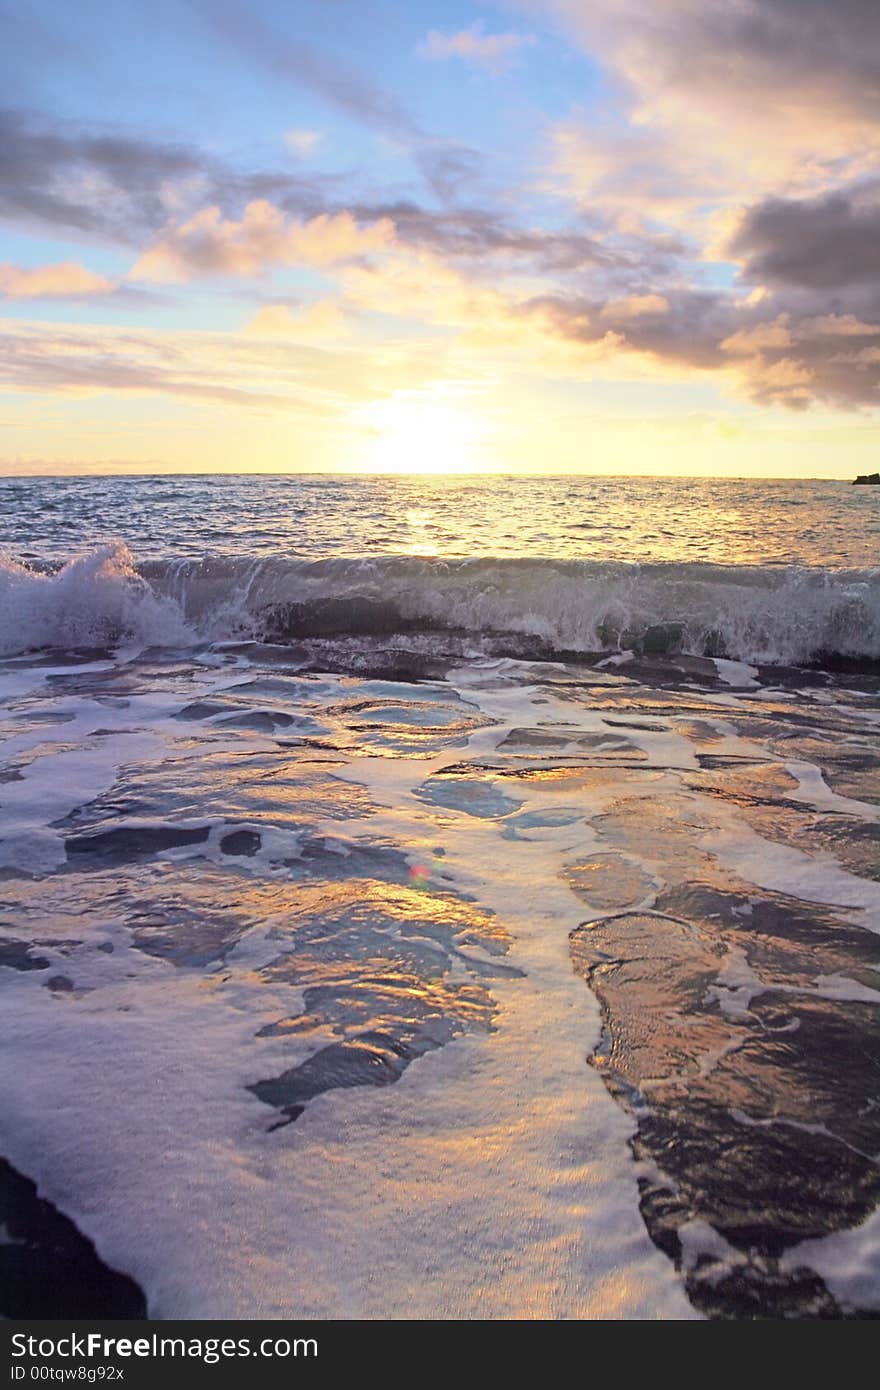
[729,184,880,290]
[340,245,512,332]
[0,109,637,300]
[720,319,793,356]
[0,108,637,293]
[0,107,337,245]
[534,285,880,410]
[525,0,880,409]
[131,202,395,282]
[548,1,880,134]
[600,293,671,320]
[0,108,207,242]
[549,120,724,233]
[418,22,535,72]
[191,0,422,139]
[244,300,351,340]
[3,0,879,426]
[544,1,880,242]
[0,320,297,409]
[343,198,640,281]
[285,129,322,159]
[0,261,113,298]
[414,144,485,204]
[0,316,451,416]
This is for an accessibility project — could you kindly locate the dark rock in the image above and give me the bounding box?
[45,975,74,993]
[65,824,211,862]
[703,628,729,658]
[215,710,296,732]
[219,829,261,856]
[266,597,421,639]
[173,700,228,720]
[642,622,685,657]
[250,1024,456,1127]
[0,1156,146,1318]
[570,897,880,1318]
[0,938,50,971]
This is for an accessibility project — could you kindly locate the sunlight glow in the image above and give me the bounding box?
[356,392,494,474]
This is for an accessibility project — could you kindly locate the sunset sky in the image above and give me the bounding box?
[2,1,879,476]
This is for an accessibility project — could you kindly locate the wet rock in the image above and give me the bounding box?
[563,854,656,910]
[124,864,298,965]
[174,700,229,720]
[250,1023,457,1127]
[266,597,422,639]
[642,622,685,657]
[219,829,261,856]
[45,975,74,993]
[0,937,50,971]
[215,710,297,732]
[624,653,720,684]
[570,895,880,1318]
[0,1156,146,1318]
[60,744,376,829]
[702,628,729,658]
[249,879,511,1126]
[65,824,211,862]
[415,777,522,819]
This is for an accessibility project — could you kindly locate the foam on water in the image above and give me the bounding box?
[2,547,879,668]
[0,543,192,656]
[0,654,696,1319]
[1,640,879,1316]
[2,474,879,1318]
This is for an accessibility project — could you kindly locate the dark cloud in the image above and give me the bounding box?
[540,1,880,409]
[535,287,728,368]
[0,106,634,289]
[731,185,880,290]
[665,0,880,117]
[352,199,632,275]
[533,284,880,411]
[0,109,204,241]
[556,0,880,121]
[0,108,340,244]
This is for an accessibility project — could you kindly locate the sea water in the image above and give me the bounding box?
[0,473,878,1319]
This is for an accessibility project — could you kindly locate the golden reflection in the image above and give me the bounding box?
[403,507,439,557]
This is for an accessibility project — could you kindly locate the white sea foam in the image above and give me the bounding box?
[782,1207,880,1312]
[0,654,696,1319]
[2,547,879,667]
[0,542,192,655]
[1,620,877,1316]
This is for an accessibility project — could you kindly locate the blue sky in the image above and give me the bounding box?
[2,1,879,474]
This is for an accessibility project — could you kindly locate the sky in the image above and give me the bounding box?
[1,0,879,477]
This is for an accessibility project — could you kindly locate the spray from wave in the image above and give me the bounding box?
[1,544,879,668]
[0,542,192,656]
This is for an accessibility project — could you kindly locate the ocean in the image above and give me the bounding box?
[0,473,878,1319]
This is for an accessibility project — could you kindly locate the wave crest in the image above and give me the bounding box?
[2,549,879,668]
[0,542,192,656]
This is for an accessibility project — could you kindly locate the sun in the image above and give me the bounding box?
[356,391,493,474]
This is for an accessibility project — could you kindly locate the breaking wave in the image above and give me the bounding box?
[2,544,879,669]
[0,542,192,656]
